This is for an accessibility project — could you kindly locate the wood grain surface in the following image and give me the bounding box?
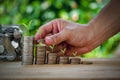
[0,58,120,80]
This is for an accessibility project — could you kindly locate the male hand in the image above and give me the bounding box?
[35,19,95,56]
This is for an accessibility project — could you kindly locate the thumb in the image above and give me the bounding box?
[45,31,68,45]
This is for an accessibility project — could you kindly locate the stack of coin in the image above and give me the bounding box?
[70,58,81,64]
[36,39,46,65]
[58,56,69,64]
[22,36,34,65]
[47,53,57,64]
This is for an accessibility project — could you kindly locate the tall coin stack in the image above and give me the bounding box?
[22,36,34,65]
[70,58,81,64]
[47,53,57,64]
[36,39,46,65]
[59,56,69,64]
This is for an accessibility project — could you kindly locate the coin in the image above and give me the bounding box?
[23,50,33,55]
[81,61,92,64]
[23,36,34,40]
[36,61,44,64]
[6,51,16,61]
[23,36,33,40]
[23,43,33,46]
[36,51,46,64]
[59,61,68,64]
[36,57,45,64]
[22,55,33,65]
[0,45,4,54]
[48,53,57,56]
[37,46,46,52]
[22,62,33,65]
[37,51,45,55]
[47,61,56,64]
[37,49,46,52]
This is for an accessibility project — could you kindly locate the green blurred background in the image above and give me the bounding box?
[0,0,120,58]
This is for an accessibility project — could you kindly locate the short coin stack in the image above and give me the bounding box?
[47,53,57,64]
[59,56,69,64]
[36,39,46,64]
[22,36,34,65]
[70,58,81,64]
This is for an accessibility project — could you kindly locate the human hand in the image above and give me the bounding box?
[35,19,96,56]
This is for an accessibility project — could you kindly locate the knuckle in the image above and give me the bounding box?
[53,18,62,22]
[52,35,61,44]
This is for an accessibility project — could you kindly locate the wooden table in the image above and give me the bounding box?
[0,58,120,80]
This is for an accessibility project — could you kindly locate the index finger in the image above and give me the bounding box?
[34,20,58,41]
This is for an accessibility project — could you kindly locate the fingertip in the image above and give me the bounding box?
[35,33,41,40]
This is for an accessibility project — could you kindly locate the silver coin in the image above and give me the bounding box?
[47,61,56,64]
[23,36,34,40]
[48,56,57,60]
[23,49,33,53]
[81,61,92,64]
[6,51,16,61]
[23,44,33,48]
[59,59,69,64]
[37,52,45,55]
[36,62,44,64]
[22,56,33,63]
[23,40,33,42]
[0,45,4,54]
[37,49,46,52]
[59,61,68,64]
[37,51,45,54]
[36,60,45,62]
[22,50,33,55]
[59,56,69,60]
